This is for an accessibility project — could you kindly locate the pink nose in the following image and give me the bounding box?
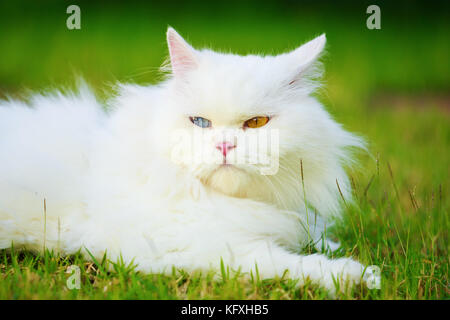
[216,141,236,157]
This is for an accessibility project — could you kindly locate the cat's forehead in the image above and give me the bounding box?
[200,50,278,79]
[181,83,276,126]
[179,52,282,122]
[183,95,269,126]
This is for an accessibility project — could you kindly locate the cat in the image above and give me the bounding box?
[0,27,379,294]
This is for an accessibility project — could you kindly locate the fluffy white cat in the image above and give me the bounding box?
[0,28,379,294]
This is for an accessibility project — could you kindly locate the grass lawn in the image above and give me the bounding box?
[0,1,448,299]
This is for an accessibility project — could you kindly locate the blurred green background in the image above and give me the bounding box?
[0,0,447,194]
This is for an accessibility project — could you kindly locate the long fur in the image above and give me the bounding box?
[0,28,379,294]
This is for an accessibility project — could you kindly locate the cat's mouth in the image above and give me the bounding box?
[211,162,242,174]
[217,163,236,171]
[201,163,249,197]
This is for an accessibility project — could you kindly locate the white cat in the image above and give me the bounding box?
[0,28,379,294]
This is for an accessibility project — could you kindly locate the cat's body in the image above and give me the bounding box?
[0,28,379,293]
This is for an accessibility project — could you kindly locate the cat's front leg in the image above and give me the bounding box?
[234,242,379,295]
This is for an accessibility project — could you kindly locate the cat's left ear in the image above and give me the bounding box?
[167,27,198,77]
[289,34,326,70]
[284,34,326,84]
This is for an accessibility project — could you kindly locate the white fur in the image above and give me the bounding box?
[0,28,379,294]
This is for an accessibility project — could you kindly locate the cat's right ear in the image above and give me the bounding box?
[167,27,198,77]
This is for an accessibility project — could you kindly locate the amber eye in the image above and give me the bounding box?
[243,116,270,129]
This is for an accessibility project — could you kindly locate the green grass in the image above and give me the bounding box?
[0,0,448,299]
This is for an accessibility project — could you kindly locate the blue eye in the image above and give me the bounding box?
[189,116,212,128]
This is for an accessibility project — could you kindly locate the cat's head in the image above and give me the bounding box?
[152,28,363,216]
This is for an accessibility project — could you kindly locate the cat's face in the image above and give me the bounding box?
[154,28,355,207]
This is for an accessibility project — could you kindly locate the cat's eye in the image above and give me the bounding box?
[243,116,270,129]
[189,116,212,128]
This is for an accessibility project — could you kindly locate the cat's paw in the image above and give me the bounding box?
[321,258,381,295]
[296,254,381,296]
[363,265,381,290]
